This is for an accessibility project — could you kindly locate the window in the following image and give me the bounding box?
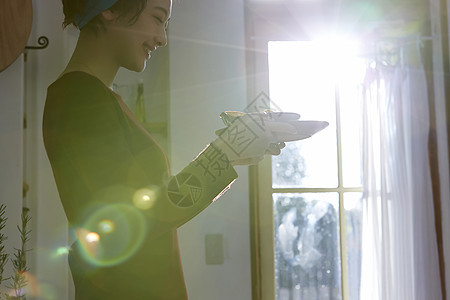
[246,8,366,299]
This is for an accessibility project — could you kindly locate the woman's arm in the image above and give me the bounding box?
[44,73,238,241]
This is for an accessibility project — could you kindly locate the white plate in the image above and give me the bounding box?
[272,120,329,142]
[220,111,301,126]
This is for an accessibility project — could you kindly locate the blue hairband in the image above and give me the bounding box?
[74,0,120,29]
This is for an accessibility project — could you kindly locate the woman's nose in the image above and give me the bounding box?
[155,29,168,48]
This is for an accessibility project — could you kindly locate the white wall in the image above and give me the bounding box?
[0,56,24,290]
[24,1,75,299]
[169,0,253,299]
[0,2,69,298]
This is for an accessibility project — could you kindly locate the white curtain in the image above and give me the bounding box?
[359,44,443,300]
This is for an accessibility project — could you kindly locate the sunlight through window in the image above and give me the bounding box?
[268,38,365,300]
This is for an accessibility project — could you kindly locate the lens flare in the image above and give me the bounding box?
[85,232,100,243]
[55,246,70,256]
[133,187,159,210]
[76,228,100,259]
[76,203,147,267]
[98,219,115,234]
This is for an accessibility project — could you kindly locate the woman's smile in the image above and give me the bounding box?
[143,46,151,60]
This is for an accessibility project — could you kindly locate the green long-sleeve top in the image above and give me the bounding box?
[43,71,238,299]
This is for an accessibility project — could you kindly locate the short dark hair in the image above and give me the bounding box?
[62,0,148,32]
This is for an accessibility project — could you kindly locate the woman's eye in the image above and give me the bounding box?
[154,16,164,24]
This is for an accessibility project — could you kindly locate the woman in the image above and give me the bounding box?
[43,0,290,298]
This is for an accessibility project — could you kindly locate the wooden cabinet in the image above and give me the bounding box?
[0,0,33,72]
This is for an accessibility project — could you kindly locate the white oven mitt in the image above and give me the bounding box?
[213,111,328,165]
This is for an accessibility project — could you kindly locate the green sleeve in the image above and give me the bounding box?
[161,143,238,227]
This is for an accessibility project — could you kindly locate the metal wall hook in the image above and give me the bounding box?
[25,36,49,50]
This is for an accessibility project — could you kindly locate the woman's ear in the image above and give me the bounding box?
[100,9,118,23]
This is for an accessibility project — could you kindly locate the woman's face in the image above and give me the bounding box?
[105,0,172,72]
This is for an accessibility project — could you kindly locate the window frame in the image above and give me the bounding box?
[244,3,363,299]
